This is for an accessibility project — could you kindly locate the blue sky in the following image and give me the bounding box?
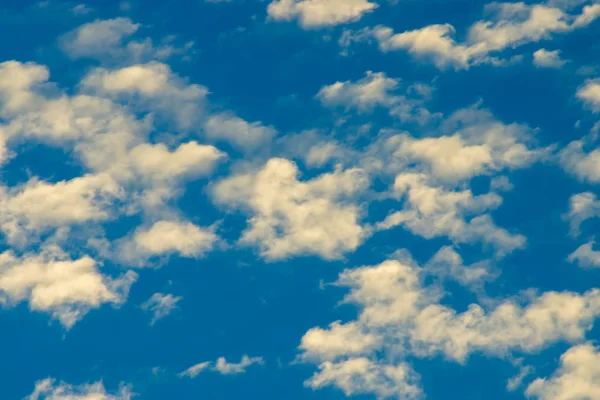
[1,0,600,399]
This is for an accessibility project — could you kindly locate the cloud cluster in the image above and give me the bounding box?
[343,1,600,69]
[300,254,600,398]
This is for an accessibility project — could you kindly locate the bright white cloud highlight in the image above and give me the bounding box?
[300,253,600,398]
[376,173,525,255]
[577,79,600,112]
[306,358,423,400]
[119,220,218,266]
[267,0,378,28]
[0,245,137,328]
[350,2,600,70]
[526,343,600,400]
[213,158,369,260]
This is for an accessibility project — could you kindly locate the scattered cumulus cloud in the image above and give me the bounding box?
[533,49,567,68]
[568,239,600,268]
[267,0,378,28]
[526,343,600,400]
[343,2,600,70]
[300,254,600,398]
[141,292,182,325]
[212,158,369,260]
[0,245,137,329]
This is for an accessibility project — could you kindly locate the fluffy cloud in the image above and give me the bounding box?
[568,240,600,268]
[559,132,600,183]
[361,104,544,182]
[204,112,277,151]
[0,60,225,219]
[0,245,137,328]
[212,158,369,260]
[0,173,123,247]
[28,378,133,400]
[59,18,140,60]
[317,71,440,125]
[533,49,567,68]
[118,220,218,266]
[59,18,187,63]
[317,71,400,111]
[306,358,423,400]
[352,2,600,70]
[564,192,600,236]
[141,292,182,325]
[576,79,600,112]
[267,0,377,28]
[179,355,264,377]
[526,343,600,400]
[423,246,496,290]
[376,173,525,255]
[81,62,208,130]
[300,254,600,397]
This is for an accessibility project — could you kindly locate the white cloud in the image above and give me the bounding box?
[526,343,600,400]
[213,355,265,374]
[300,254,600,398]
[212,158,369,260]
[572,3,600,28]
[59,18,187,64]
[0,245,137,328]
[122,141,225,183]
[28,378,133,400]
[279,130,348,168]
[533,49,567,68]
[563,192,600,236]
[0,61,49,116]
[141,292,182,324]
[72,4,94,15]
[424,246,496,290]
[370,24,475,70]
[354,2,600,70]
[0,61,145,148]
[568,240,600,268]
[507,362,533,392]
[203,112,277,151]
[576,79,600,112]
[559,134,600,182]
[267,0,377,28]
[179,355,264,377]
[178,362,211,378]
[81,62,208,131]
[306,358,423,400]
[119,220,218,266]
[317,71,400,111]
[317,71,440,125]
[361,105,544,182]
[59,18,140,60]
[0,173,123,247]
[376,173,525,255]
